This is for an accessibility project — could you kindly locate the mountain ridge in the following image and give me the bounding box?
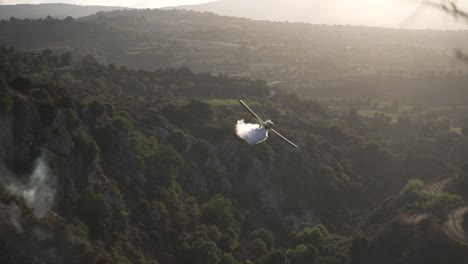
[0,3,131,20]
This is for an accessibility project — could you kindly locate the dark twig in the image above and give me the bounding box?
[423,0,468,21]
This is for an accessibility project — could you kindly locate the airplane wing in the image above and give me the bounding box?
[270,129,298,148]
[239,100,265,125]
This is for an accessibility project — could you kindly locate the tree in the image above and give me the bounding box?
[64,16,74,22]
[81,54,101,73]
[251,228,275,251]
[11,77,31,93]
[219,253,239,264]
[286,245,318,264]
[88,100,107,117]
[186,100,214,120]
[168,131,191,152]
[250,238,269,258]
[77,191,111,239]
[176,239,221,264]
[55,96,74,110]
[201,194,238,231]
[144,144,184,186]
[400,179,424,198]
[295,225,328,246]
[350,234,369,263]
[30,88,58,125]
[72,132,100,163]
[0,79,12,112]
[262,249,287,264]
[59,52,73,67]
[92,124,115,153]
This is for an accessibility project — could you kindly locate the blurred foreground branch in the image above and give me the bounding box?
[455,49,468,63]
[423,0,468,21]
[423,1,468,64]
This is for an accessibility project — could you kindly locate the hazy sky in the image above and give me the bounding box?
[0,0,214,8]
[0,0,467,29]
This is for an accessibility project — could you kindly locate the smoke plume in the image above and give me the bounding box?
[236,119,269,145]
[4,153,56,218]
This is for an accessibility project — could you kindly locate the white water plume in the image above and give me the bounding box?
[6,154,56,218]
[236,119,269,145]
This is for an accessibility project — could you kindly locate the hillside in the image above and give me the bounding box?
[1,6,468,264]
[1,9,468,106]
[1,42,467,263]
[0,3,130,20]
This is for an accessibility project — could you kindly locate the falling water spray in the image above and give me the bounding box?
[235,119,269,145]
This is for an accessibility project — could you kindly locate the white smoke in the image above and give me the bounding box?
[236,119,269,145]
[0,202,23,232]
[6,154,56,218]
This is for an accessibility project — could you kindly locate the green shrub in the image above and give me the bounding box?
[30,88,58,125]
[168,131,191,153]
[72,132,100,163]
[351,233,369,260]
[400,179,424,197]
[400,179,461,210]
[261,249,287,264]
[55,96,74,110]
[219,253,239,264]
[191,139,213,162]
[92,124,115,153]
[201,194,238,231]
[176,239,221,264]
[207,225,220,242]
[295,225,328,246]
[76,191,111,239]
[64,109,80,129]
[30,88,50,101]
[419,192,461,210]
[286,244,318,264]
[113,116,133,131]
[104,102,115,117]
[250,238,269,258]
[11,77,31,93]
[144,144,184,187]
[252,143,274,165]
[185,100,214,120]
[0,79,12,112]
[251,228,275,251]
[88,100,107,117]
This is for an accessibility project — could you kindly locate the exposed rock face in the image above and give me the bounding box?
[0,94,99,215]
[0,112,13,161]
[156,127,170,143]
[9,96,42,173]
[42,112,74,157]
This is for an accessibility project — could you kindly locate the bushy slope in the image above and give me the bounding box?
[0,46,464,263]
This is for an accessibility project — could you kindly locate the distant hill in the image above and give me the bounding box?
[0,3,130,20]
[167,0,468,30]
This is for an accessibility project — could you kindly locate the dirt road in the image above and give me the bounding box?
[402,174,453,224]
[443,206,468,246]
[425,176,453,193]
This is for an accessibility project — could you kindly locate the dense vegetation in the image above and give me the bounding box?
[2,9,468,106]
[1,7,468,264]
